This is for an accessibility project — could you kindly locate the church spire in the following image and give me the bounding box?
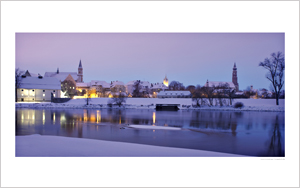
[79,59,82,68]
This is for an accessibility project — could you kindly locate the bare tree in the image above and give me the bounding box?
[109,93,127,107]
[259,51,285,105]
[192,85,206,107]
[15,68,24,102]
[169,81,185,90]
[202,85,215,106]
[85,89,93,105]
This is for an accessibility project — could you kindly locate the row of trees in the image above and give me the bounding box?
[191,83,235,107]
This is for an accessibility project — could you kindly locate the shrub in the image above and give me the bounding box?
[234,102,244,109]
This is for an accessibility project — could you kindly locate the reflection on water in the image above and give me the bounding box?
[16,109,285,156]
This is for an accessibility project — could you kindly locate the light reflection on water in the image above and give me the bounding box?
[15,108,285,156]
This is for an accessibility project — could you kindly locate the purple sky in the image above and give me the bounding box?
[16,33,284,90]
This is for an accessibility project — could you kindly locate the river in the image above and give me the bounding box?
[15,108,285,156]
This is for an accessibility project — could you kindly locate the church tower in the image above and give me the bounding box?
[163,75,169,87]
[77,60,83,83]
[232,63,239,91]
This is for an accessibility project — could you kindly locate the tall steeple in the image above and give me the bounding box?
[232,62,239,91]
[77,59,83,83]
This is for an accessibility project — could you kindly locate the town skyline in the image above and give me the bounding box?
[16,33,285,90]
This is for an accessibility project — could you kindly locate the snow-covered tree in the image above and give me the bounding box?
[132,80,142,97]
[259,52,285,105]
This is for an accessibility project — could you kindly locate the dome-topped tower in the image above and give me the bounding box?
[163,75,169,87]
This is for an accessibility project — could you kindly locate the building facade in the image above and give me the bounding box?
[17,77,61,102]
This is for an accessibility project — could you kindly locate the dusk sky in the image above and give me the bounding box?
[16,33,284,90]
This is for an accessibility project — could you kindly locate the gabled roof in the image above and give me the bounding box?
[76,82,90,87]
[111,81,125,87]
[205,81,236,88]
[44,72,78,82]
[151,83,168,89]
[90,80,110,88]
[19,77,61,90]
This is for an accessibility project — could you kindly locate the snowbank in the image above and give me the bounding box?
[15,134,245,157]
[15,98,285,112]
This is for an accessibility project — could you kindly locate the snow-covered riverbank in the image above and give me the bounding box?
[15,98,285,112]
[16,134,245,157]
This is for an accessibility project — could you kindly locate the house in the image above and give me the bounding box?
[17,76,61,102]
[125,80,151,96]
[205,63,239,92]
[44,60,83,83]
[157,91,191,98]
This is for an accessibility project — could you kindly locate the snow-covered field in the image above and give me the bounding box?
[15,134,245,157]
[15,98,285,112]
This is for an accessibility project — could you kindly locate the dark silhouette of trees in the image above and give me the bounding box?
[15,68,24,102]
[61,80,77,98]
[169,81,185,90]
[108,93,127,107]
[132,80,142,97]
[192,85,206,107]
[259,51,285,105]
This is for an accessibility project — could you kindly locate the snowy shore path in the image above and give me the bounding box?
[15,98,285,112]
[16,135,245,157]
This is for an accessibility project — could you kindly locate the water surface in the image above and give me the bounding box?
[16,108,285,156]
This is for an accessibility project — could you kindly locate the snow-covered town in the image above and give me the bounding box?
[16,60,284,111]
[13,33,286,160]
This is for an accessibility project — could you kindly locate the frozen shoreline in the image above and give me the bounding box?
[16,134,246,157]
[15,98,285,112]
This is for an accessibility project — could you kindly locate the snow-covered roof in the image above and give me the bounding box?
[111,81,125,87]
[126,80,151,87]
[157,91,191,96]
[44,72,78,82]
[235,91,244,95]
[90,80,110,88]
[151,83,168,89]
[126,80,137,85]
[76,82,90,87]
[19,77,61,90]
[205,81,236,88]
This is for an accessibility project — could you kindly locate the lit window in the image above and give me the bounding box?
[21,94,23,96]
[53,94,55,97]
[43,94,45,97]
[73,87,75,89]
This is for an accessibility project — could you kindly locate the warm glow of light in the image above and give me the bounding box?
[90,113,96,122]
[60,113,66,123]
[53,113,56,124]
[43,110,45,125]
[163,80,168,87]
[90,93,97,98]
[97,111,101,123]
[119,116,121,124]
[43,94,45,97]
[153,112,156,124]
[83,110,88,121]
[108,94,113,98]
